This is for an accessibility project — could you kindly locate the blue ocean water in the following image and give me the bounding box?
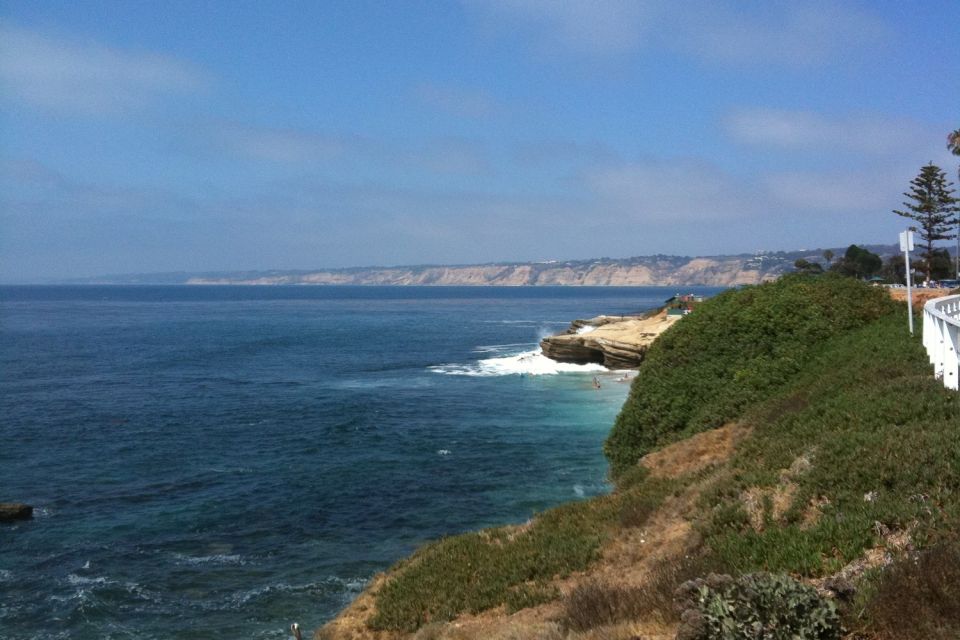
[0,285,721,639]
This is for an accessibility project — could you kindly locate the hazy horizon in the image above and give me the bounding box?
[2,1,958,282]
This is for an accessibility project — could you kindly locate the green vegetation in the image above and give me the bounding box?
[832,244,882,280]
[796,245,885,280]
[368,478,676,631]
[859,545,960,639]
[894,163,958,281]
[355,276,959,637]
[604,274,894,478]
[673,572,840,640]
[562,556,721,633]
[698,312,960,577]
[793,258,824,275]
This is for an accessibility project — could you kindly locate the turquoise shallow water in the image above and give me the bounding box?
[0,285,721,639]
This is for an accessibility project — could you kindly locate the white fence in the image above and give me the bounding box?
[923,294,960,390]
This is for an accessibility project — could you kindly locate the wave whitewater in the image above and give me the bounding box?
[430,348,607,377]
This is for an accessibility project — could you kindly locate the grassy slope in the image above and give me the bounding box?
[604,274,896,478]
[327,277,959,637]
[700,311,960,576]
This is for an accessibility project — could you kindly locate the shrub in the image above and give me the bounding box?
[697,312,960,577]
[562,554,724,632]
[860,545,960,640]
[368,497,619,631]
[505,583,560,613]
[674,572,840,640]
[605,275,895,478]
[618,490,660,528]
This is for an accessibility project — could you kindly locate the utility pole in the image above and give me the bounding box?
[901,230,915,335]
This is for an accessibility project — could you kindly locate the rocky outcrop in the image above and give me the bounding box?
[540,310,680,368]
[0,503,33,522]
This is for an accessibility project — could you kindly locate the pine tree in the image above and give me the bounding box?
[894,163,959,281]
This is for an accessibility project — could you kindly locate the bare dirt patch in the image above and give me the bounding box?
[640,423,748,479]
[888,288,953,305]
[740,452,814,532]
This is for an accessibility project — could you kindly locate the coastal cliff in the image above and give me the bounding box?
[314,276,960,640]
[185,256,780,287]
[73,245,906,287]
[539,310,679,369]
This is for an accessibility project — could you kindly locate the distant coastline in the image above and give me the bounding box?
[59,245,902,288]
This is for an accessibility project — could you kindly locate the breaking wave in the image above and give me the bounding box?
[430,349,606,377]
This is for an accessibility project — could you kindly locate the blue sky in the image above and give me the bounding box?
[1,1,958,282]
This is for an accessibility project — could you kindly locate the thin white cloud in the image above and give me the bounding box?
[198,120,493,177]
[466,0,662,56]
[465,0,887,67]
[209,122,348,164]
[674,1,888,68]
[410,138,493,176]
[415,83,499,119]
[764,156,960,215]
[0,22,209,114]
[723,108,930,156]
[584,159,763,222]
[763,170,893,213]
[513,139,617,166]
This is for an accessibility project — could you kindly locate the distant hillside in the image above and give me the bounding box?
[72,245,903,287]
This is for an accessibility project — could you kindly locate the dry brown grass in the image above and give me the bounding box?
[639,423,747,480]
[887,288,952,305]
[860,546,960,640]
[563,555,720,633]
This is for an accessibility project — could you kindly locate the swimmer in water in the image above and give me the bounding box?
[593,376,601,389]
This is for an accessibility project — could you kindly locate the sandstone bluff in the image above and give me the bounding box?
[540,310,679,369]
[181,254,790,287]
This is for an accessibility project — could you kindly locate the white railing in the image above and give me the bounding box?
[923,294,960,390]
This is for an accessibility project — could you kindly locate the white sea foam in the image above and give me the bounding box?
[573,484,585,497]
[575,325,596,335]
[207,466,254,474]
[430,348,607,377]
[437,449,451,456]
[224,576,368,608]
[0,569,12,582]
[173,552,247,566]
[66,574,110,586]
[472,342,532,354]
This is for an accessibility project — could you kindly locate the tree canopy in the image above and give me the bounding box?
[894,163,959,281]
[833,244,882,280]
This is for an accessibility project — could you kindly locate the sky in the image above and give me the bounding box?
[1,1,958,282]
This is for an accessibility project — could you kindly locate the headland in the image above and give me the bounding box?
[314,275,960,640]
[539,310,680,369]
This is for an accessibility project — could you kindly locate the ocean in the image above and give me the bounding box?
[0,285,722,639]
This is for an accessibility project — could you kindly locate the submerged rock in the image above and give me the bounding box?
[0,503,33,522]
